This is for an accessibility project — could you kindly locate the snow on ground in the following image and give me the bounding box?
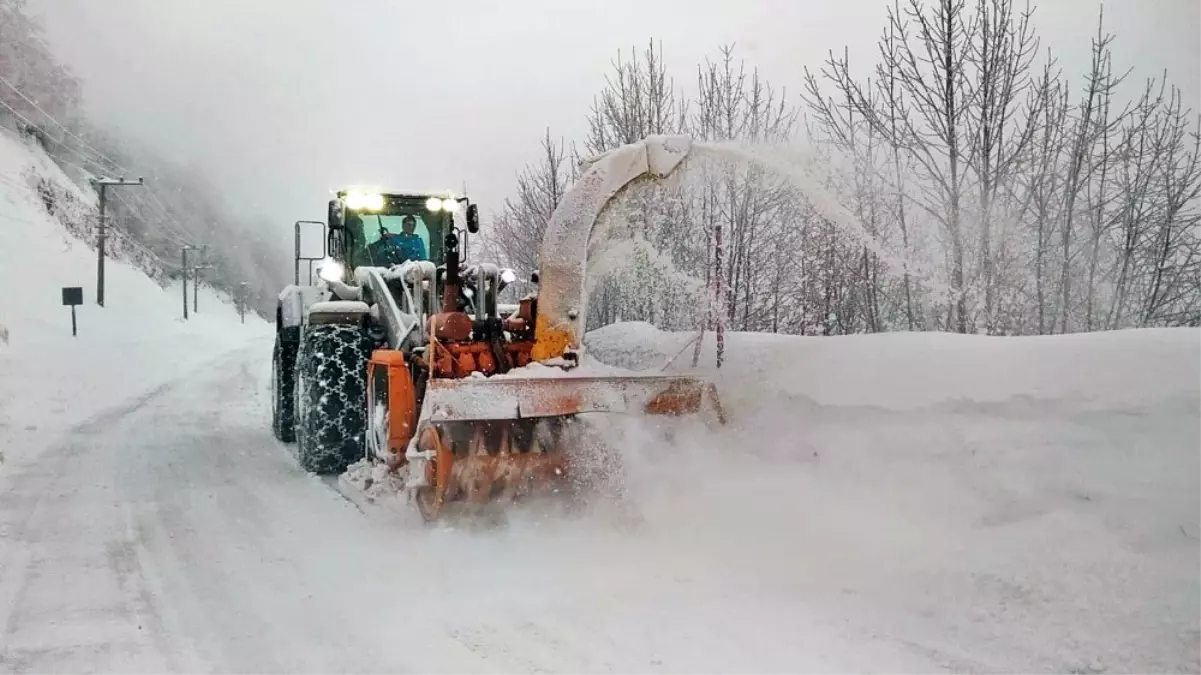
[0,128,269,468]
[579,321,1200,672]
[337,320,1198,671]
[0,281,1194,670]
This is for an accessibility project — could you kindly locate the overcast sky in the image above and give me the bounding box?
[28,0,1201,239]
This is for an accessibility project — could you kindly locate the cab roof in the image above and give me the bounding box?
[335,187,457,200]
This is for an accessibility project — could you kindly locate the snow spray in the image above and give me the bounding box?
[582,139,959,307]
[688,141,958,301]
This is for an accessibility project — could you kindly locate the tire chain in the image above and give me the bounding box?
[296,323,370,474]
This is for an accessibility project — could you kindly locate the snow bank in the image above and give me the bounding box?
[577,321,1199,672]
[0,129,270,467]
[585,321,1201,413]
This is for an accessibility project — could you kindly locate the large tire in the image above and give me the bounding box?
[295,322,371,474]
[271,327,299,442]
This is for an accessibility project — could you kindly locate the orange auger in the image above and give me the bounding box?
[366,346,725,521]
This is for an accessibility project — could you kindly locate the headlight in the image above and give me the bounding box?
[425,196,460,212]
[346,192,384,211]
[318,258,344,282]
[500,268,517,284]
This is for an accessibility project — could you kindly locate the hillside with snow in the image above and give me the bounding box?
[0,128,270,467]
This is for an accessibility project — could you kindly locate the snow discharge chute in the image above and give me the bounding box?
[532,134,693,360]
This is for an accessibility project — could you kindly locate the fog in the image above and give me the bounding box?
[28,0,1200,246]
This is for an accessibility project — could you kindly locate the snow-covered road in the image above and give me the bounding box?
[0,342,936,673]
[0,329,1197,673]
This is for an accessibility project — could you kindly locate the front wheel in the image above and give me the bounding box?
[294,322,371,474]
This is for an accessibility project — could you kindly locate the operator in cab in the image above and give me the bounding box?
[365,214,427,266]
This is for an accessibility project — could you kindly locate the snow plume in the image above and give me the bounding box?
[585,234,705,299]
[689,141,959,302]
[585,233,711,331]
[575,135,961,336]
[580,165,713,332]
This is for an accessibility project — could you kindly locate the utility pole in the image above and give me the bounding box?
[181,245,196,320]
[92,176,144,307]
[238,282,248,324]
[192,263,214,313]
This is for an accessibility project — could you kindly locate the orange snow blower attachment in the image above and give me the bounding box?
[366,286,726,522]
[369,354,725,521]
[359,135,727,523]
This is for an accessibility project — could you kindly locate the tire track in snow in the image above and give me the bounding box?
[0,374,192,673]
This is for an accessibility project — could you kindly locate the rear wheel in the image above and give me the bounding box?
[271,327,299,442]
[295,322,371,474]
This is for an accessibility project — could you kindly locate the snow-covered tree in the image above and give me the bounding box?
[495,6,1201,340]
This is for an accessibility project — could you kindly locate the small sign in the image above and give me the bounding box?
[61,286,83,337]
[62,287,83,306]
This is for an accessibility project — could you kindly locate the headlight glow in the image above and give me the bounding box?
[318,258,345,283]
[425,196,460,212]
[363,193,384,211]
[345,192,384,211]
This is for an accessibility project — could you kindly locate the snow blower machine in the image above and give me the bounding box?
[271,135,724,522]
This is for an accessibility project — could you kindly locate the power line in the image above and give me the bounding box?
[21,145,107,180]
[108,188,196,248]
[0,81,213,254]
[0,84,242,304]
[0,97,112,176]
[1,127,199,269]
[1,127,195,252]
[0,73,133,175]
[0,151,187,264]
[106,225,174,264]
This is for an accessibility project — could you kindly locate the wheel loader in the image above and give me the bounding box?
[271,135,724,522]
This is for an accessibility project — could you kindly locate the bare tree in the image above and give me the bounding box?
[489,129,571,278]
[584,39,680,156]
[963,0,1041,332]
[810,0,979,332]
[1011,58,1069,333]
[1052,15,1128,333]
[1140,93,1201,325]
[684,45,798,363]
[499,19,1201,342]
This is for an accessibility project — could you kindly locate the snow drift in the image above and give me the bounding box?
[571,321,1200,672]
[336,320,1198,671]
